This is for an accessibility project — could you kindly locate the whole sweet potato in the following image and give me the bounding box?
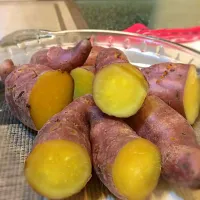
[142,63,200,124]
[126,95,200,188]
[5,64,73,130]
[30,39,92,72]
[25,95,94,199]
[88,106,161,200]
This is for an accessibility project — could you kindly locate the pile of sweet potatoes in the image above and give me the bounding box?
[1,38,200,200]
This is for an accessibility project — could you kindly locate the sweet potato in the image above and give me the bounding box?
[30,49,49,66]
[126,95,200,188]
[70,66,95,99]
[95,47,128,72]
[30,39,92,72]
[25,95,94,199]
[142,63,200,124]
[83,46,105,66]
[88,106,161,200]
[5,64,73,130]
[93,62,149,118]
[0,59,16,82]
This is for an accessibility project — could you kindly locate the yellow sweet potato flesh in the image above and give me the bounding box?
[70,67,94,99]
[25,140,91,199]
[183,65,200,124]
[112,138,161,200]
[93,63,148,117]
[29,70,73,129]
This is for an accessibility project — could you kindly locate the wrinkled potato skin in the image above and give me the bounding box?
[5,64,52,130]
[141,63,192,117]
[34,95,95,154]
[95,48,128,72]
[126,95,200,188]
[84,46,105,66]
[88,106,139,199]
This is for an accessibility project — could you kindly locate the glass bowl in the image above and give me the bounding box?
[0,29,200,69]
[0,29,200,200]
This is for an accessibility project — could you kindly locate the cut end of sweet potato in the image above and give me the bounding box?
[93,63,148,117]
[25,140,92,199]
[70,67,94,99]
[112,138,161,200]
[29,70,73,130]
[183,65,200,124]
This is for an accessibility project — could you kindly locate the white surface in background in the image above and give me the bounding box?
[184,41,200,52]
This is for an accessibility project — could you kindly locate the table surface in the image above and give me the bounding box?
[75,0,200,30]
[0,0,88,39]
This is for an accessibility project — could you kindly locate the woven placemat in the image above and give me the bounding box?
[0,93,40,200]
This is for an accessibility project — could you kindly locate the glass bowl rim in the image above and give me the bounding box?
[0,29,200,55]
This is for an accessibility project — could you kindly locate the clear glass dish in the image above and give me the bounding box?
[1,29,200,69]
[0,29,200,200]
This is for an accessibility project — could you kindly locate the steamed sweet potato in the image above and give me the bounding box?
[70,66,95,99]
[83,46,105,66]
[88,106,161,200]
[142,63,200,124]
[93,62,149,118]
[30,39,92,72]
[126,95,200,188]
[30,49,49,66]
[95,47,128,72]
[5,64,73,130]
[0,59,16,82]
[25,95,94,199]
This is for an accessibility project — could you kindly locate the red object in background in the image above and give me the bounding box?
[124,23,200,43]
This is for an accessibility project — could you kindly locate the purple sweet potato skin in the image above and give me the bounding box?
[47,39,92,72]
[126,95,200,188]
[34,95,95,155]
[30,49,49,66]
[5,64,52,130]
[84,46,105,66]
[141,63,192,117]
[161,145,200,188]
[88,106,139,199]
[0,59,16,83]
[95,48,128,72]
[29,39,92,72]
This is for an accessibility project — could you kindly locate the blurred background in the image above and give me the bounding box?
[1,0,200,39]
[76,0,200,30]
